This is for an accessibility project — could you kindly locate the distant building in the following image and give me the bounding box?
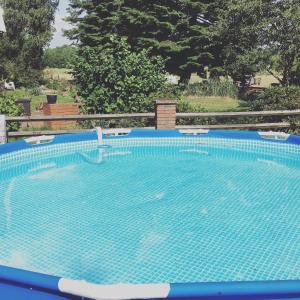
[0,7,6,33]
[166,75,179,85]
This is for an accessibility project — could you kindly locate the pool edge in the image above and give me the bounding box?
[0,266,300,299]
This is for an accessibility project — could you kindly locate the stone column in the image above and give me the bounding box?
[155,100,176,130]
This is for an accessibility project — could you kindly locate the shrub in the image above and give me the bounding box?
[251,86,300,111]
[175,100,218,126]
[0,93,22,131]
[250,86,300,132]
[184,79,238,99]
[30,86,42,96]
[46,79,67,92]
[72,35,167,115]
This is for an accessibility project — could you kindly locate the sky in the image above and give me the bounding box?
[50,0,72,48]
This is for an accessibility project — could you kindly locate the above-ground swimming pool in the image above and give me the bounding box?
[0,129,299,299]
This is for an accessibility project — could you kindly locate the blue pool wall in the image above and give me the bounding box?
[0,265,300,299]
[1,129,300,157]
[0,129,300,299]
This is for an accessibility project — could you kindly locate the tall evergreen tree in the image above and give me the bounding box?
[66,0,218,83]
[0,0,59,86]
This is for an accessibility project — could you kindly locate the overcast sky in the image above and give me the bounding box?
[50,0,72,48]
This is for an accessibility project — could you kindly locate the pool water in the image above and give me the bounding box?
[0,140,299,285]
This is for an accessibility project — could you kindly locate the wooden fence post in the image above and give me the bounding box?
[0,115,7,144]
[155,100,176,130]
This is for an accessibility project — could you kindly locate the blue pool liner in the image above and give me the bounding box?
[1,129,300,156]
[1,130,300,299]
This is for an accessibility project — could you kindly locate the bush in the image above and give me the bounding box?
[30,86,42,96]
[175,100,219,126]
[46,79,68,92]
[250,86,300,133]
[251,86,300,111]
[184,79,238,99]
[72,35,167,115]
[0,94,22,131]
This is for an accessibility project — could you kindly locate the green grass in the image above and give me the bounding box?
[44,68,73,81]
[6,88,73,110]
[184,95,249,112]
[5,68,75,110]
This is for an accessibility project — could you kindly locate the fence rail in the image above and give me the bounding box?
[177,122,291,130]
[3,109,300,140]
[176,109,300,118]
[6,112,155,122]
[6,109,300,122]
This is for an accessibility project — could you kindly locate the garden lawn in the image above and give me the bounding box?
[184,95,249,112]
[6,88,73,110]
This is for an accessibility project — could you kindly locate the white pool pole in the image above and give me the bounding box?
[96,127,103,145]
[0,115,7,144]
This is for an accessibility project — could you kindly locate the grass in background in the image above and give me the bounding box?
[6,88,73,110]
[7,68,75,110]
[182,79,248,112]
[184,95,248,112]
[44,68,73,81]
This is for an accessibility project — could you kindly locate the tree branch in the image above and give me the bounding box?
[265,67,283,86]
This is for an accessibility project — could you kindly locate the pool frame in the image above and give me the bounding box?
[0,129,300,300]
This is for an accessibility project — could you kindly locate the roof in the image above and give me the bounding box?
[0,7,6,33]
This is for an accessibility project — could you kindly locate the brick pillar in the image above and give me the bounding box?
[155,100,176,130]
[43,103,80,129]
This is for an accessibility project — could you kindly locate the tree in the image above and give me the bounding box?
[65,0,219,84]
[43,45,77,68]
[0,0,59,86]
[72,35,167,114]
[213,0,300,86]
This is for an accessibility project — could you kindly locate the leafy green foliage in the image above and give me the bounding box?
[46,79,68,92]
[66,0,220,83]
[249,86,300,132]
[43,46,77,68]
[30,86,42,96]
[72,36,167,115]
[184,80,238,98]
[0,93,22,131]
[0,0,58,86]
[213,0,300,86]
[251,86,300,111]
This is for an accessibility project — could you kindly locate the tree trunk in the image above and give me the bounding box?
[178,71,191,85]
[281,54,295,86]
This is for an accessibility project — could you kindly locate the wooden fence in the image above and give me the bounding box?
[3,109,300,139]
